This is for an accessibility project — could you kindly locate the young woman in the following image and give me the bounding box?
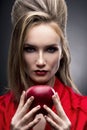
[0,0,87,130]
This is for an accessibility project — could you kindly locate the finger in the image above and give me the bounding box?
[19,96,34,117]
[16,91,25,113]
[43,105,63,125]
[52,92,68,120]
[44,103,71,129]
[45,115,61,130]
[45,115,71,130]
[27,105,41,117]
[20,105,41,125]
[23,117,41,130]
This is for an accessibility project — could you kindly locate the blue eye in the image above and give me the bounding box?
[47,47,58,53]
[23,46,36,53]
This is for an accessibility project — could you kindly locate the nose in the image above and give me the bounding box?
[36,51,46,68]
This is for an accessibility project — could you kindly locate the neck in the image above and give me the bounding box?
[27,76,55,88]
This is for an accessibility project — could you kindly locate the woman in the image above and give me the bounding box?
[0,0,87,130]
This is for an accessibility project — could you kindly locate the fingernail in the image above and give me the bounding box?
[30,96,34,101]
[37,105,41,109]
[22,91,24,94]
[52,92,57,98]
[43,104,47,108]
[44,115,47,118]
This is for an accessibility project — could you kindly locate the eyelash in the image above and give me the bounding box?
[46,47,58,53]
[23,46,58,53]
[23,46,36,53]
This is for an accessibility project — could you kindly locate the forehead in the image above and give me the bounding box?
[24,23,61,46]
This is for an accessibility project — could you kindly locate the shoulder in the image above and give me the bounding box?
[66,86,87,113]
[0,91,17,123]
[54,78,87,114]
[0,91,14,103]
[0,91,17,111]
[0,92,18,129]
[65,87,87,128]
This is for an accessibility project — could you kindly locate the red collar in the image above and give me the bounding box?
[53,77,87,113]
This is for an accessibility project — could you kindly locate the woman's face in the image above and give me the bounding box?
[23,23,62,86]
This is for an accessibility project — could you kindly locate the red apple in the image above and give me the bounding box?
[25,85,55,114]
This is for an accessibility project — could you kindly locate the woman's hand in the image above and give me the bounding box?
[43,93,71,130]
[10,91,41,130]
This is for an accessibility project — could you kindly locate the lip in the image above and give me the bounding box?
[34,70,48,76]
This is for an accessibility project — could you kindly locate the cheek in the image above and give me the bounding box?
[50,55,61,73]
[23,54,34,71]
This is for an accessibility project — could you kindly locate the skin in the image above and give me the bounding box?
[11,23,71,130]
[23,23,62,86]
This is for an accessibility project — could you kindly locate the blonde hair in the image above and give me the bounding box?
[11,0,67,35]
[8,0,80,101]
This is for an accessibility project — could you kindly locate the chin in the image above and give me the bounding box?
[34,80,49,85]
[30,77,50,85]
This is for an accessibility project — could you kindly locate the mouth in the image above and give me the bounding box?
[34,70,48,76]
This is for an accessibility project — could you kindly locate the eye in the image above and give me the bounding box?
[46,47,58,53]
[23,46,36,53]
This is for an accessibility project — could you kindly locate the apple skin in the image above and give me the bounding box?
[25,85,55,115]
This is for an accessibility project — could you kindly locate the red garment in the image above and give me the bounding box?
[0,78,87,130]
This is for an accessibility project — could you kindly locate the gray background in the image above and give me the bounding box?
[0,0,87,95]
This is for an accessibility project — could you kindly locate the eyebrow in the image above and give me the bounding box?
[23,42,60,47]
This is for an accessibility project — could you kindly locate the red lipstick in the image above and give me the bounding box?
[35,70,48,76]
